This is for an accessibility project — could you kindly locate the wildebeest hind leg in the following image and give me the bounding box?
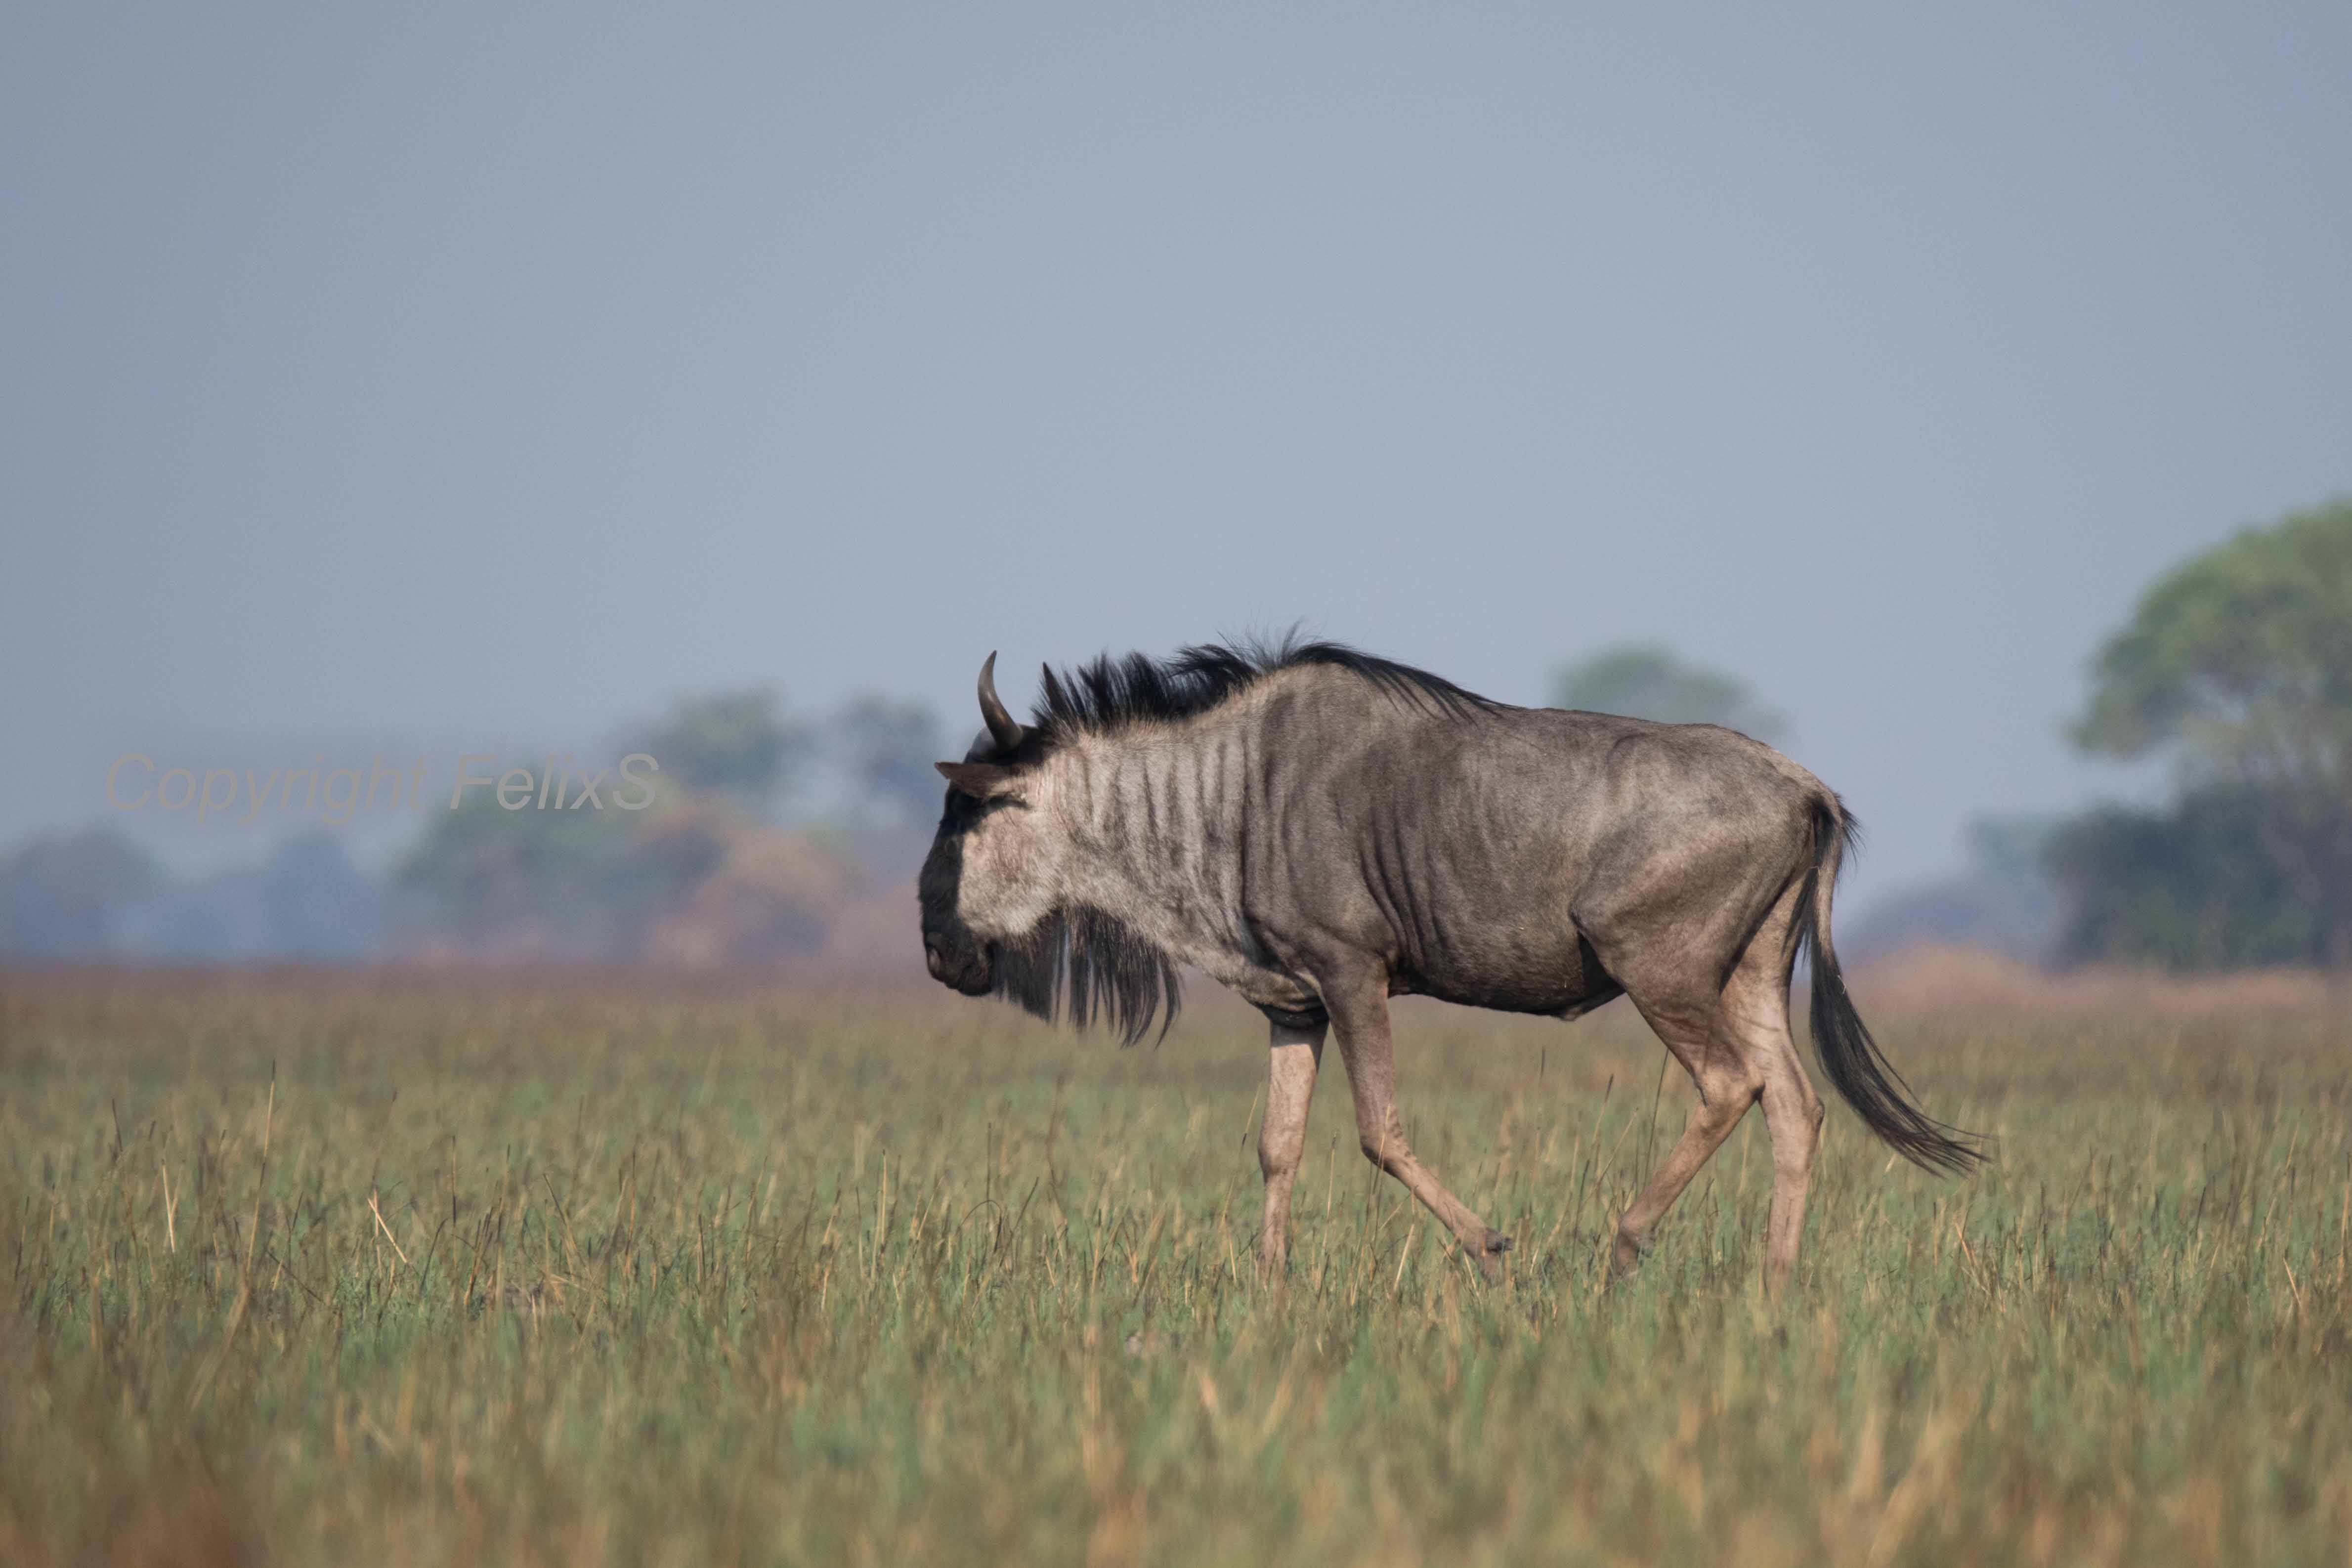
[1600,878,1819,1289]
[1723,902,1825,1293]
[1605,991,1759,1277]
[1323,972,1509,1279]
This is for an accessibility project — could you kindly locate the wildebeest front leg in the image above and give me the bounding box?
[1257,1020,1325,1277]
[1324,975,1510,1279]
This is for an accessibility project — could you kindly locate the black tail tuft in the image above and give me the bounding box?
[1795,800,1983,1175]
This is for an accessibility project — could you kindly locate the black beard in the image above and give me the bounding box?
[990,905,1181,1046]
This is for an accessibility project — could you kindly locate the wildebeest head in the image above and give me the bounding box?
[918,652,1183,1042]
[918,653,1064,996]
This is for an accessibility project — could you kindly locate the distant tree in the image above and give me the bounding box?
[257,834,386,959]
[394,688,824,960]
[119,833,386,962]
[2048,786,2325,969]
[2068,498,2352,965]
[638,687,811,807]
[395,767,644,951]
[832,695,944,828]
[0,826,164,958]
[1552,642,1788,741]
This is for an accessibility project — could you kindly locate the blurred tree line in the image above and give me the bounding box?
[2053,497,2352,969]
[391,687,945,966]
[0,828,385,961]
[0,689,946,967]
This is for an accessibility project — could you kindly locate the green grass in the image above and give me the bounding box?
[3,970,2350,1566]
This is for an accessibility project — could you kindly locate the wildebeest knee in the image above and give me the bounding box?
[1797,1090,1826,1146]
[1688,1077,1762,1131]
[1258,1135,1299,1182]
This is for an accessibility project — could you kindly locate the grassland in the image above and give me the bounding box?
[3,966,2350,1566]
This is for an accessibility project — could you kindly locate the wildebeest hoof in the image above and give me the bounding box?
[1482,1229,1514,1255]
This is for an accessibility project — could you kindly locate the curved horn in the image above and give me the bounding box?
[977,652,1025,752]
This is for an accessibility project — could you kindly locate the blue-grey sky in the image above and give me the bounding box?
[5,1,2348,899]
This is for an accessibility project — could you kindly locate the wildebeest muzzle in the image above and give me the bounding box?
[924,932,993,996]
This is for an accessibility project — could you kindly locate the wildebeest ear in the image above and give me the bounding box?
[935,761,1025,801]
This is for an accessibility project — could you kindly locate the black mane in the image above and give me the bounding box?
[1031,636,1497,743]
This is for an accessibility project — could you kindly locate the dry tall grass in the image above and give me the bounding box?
[2,965,2348,1566]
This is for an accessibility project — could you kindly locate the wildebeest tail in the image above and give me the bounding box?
[1794,798,1982,1175]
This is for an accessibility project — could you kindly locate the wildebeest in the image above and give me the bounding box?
[918,639,1978,1290]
